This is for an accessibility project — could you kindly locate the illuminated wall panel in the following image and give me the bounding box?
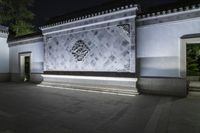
[44,24,135,72]
[42,8,137,73]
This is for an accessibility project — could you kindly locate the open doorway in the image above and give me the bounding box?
[186,43,200,93]
[187,44,200,81]
[180,36,200,94]
[19,53,31,82]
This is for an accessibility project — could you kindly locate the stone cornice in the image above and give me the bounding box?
[181,33,200,39]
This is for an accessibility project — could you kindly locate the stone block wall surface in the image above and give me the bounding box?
[44,24,135,72]
[43,9,137,73]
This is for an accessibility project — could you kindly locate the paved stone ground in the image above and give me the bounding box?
[0,82,199,133]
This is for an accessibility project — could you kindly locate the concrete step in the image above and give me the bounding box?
[188,91,200,97]
[189,81,200,88]
[189,87,200,92]
[39,81,139,96]
[189,81,200,92]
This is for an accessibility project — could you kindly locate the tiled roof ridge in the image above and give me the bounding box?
[0,25,8,34]
[40,4,138,29]
[138,3,200,19]
[8,31,43,42]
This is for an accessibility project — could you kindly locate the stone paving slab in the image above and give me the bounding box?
[0,82,199,133]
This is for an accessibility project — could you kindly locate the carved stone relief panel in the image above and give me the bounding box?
[44,24,135,72]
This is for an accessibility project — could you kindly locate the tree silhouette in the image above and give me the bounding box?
[0,0,35,37]
[187,44,200,76]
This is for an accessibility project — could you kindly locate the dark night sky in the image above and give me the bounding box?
[33,0,197,26]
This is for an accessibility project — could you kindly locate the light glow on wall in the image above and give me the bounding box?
[37,84,136,97]
[42,74,138,82]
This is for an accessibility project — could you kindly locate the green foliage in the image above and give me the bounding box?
[0,0,35,37]
[187,44,200,76]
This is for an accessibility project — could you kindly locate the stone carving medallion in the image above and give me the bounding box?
[71,40,90,61]
[117,24,130,36]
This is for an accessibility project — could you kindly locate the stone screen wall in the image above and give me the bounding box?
[44,24,135,72]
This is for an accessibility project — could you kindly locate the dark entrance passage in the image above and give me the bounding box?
[24,56,30,82]
[19,53,31,82]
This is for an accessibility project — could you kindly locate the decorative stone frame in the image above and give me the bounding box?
[18,52,32,81]
[180,36,200,78]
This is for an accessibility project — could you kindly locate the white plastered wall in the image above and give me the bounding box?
[0,37,9,73]
[9,41,44,76]
[137,17,200,77]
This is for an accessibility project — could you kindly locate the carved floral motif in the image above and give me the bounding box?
[71,40,90,61]
[117,24,130,35]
